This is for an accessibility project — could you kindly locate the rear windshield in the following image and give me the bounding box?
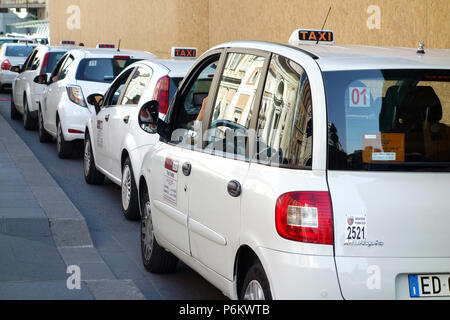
[325,69,450,172]
[76,58,140,83]
[43,52,67,74]
[5,45,35,57]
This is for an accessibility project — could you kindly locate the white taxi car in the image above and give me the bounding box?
[11,44,70,130]
[36,45,155,158]
[83,48,197,220]
[136,30,450,300]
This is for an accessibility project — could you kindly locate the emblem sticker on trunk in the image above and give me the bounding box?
[345,215,367,245]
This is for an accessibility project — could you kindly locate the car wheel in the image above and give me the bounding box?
[10,96,21,120]
[23,97,37,130]
[84,134,104,185]
[141,187,178,273]
[56,120,73,159]
[240,261,272,300]
[38,108,52,143]
[121,158,140,221]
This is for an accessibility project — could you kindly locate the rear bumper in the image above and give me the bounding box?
[256,247,343,300]
[335,256,450,300]
[0,71,16,86]
[59,102,91,142]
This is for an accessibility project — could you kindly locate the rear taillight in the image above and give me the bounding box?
[1,59,11,71]
[275,191,333,245]
[40,53,49,74]
[152,75,170,115]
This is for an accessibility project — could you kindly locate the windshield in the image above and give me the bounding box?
[324,69,450,172]
[5,45,35,57]
[76,58,140,83]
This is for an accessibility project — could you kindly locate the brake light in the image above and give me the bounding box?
[275,191,333,245]
[152,75,170,115]
[40,53,49,74]
[114,55,130,60]
[1,59,11,71]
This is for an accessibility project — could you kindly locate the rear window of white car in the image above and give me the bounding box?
[5,45,35,57]
[76,58,140,83]
[325,69,450,172]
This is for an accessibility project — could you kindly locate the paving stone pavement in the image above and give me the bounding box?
[0,112,145,300]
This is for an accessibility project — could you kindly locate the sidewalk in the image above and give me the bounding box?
[0,112,145,300]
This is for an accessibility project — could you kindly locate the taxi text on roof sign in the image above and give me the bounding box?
[289,29,334,45]
[171,47,197,59]
[97,43,116,49]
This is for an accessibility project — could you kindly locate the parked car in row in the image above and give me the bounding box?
[35,45,155,158]
[11,45,71,129]
[134,29,450,300]
[84,47,197,220]
[0,43,35,92]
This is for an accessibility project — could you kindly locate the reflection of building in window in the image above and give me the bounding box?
[257,55,312,168]
[122,69,151,105]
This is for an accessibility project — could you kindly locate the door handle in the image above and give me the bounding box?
[227,180,242,198]
[123,115,130,124]
[105,114,110,122]
[182,162,192,176]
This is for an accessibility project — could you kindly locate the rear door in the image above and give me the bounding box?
[323,69,450,299]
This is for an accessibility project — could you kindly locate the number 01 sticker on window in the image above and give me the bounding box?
[349,87,371,108]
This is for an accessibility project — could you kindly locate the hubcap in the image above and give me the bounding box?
[84,139,91,177]
[244,280,266,300]
[141,201,154,261]
[121,165,132,210]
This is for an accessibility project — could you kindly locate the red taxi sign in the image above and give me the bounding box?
[97,43,116,49]
[171,47,197,59]
[289,29,334,45]
[60,40,76,45]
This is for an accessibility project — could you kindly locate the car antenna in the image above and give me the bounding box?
[317,6,332,44]
[117,40,121,52]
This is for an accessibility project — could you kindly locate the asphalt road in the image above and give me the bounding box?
[0,93,225,300]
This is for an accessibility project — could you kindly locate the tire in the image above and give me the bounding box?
[121,158,140,221]
[140,187,178,273]
[38,108,52,143]
[84,133,105,185]
[10,96,21,120]
[56,120,73,159]
[240,261,272,300]
[23,96,37,130]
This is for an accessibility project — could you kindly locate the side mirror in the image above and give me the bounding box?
[87,94,104,114]
[139,100,159,134]
[33,74,48,85]
[10,65,21,73]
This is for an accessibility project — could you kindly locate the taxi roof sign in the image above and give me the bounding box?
[171,47,197,59]
[60,40,76,46]
[289,29,334,45]
[97,43,116,49]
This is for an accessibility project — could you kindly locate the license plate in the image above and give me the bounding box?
[409,274,450,298]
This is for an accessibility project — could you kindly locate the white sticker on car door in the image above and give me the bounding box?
[163,157,179,206]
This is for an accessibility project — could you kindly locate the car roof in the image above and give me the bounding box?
[65,48,157,60]
[138,59,195,77]
[211,41,450,72]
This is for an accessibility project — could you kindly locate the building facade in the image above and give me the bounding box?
[49,0,449,58]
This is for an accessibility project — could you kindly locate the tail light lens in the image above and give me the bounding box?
[67,85,87,108]
[40,53,49,74]
[152,75,170,115]
[1,59,11,71]
[275,191,333,245]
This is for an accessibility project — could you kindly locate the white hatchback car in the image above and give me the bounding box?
[0,43,35,91]
[136,30,450,300]
[10,45,70,130]
[83,49,196,220]
[36,46,155,158]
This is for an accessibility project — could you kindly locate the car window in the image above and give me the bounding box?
[325,69,450,172]
[42,52,67,74]
[121,67,152,105]
[76,58,140,83]
[104,68,135,106]
[5,45,35,57]
[203,53,266,158]
[255,54,313,169]
[23,49,37,71]
[57,55,74,81]
[30,50,42,71]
